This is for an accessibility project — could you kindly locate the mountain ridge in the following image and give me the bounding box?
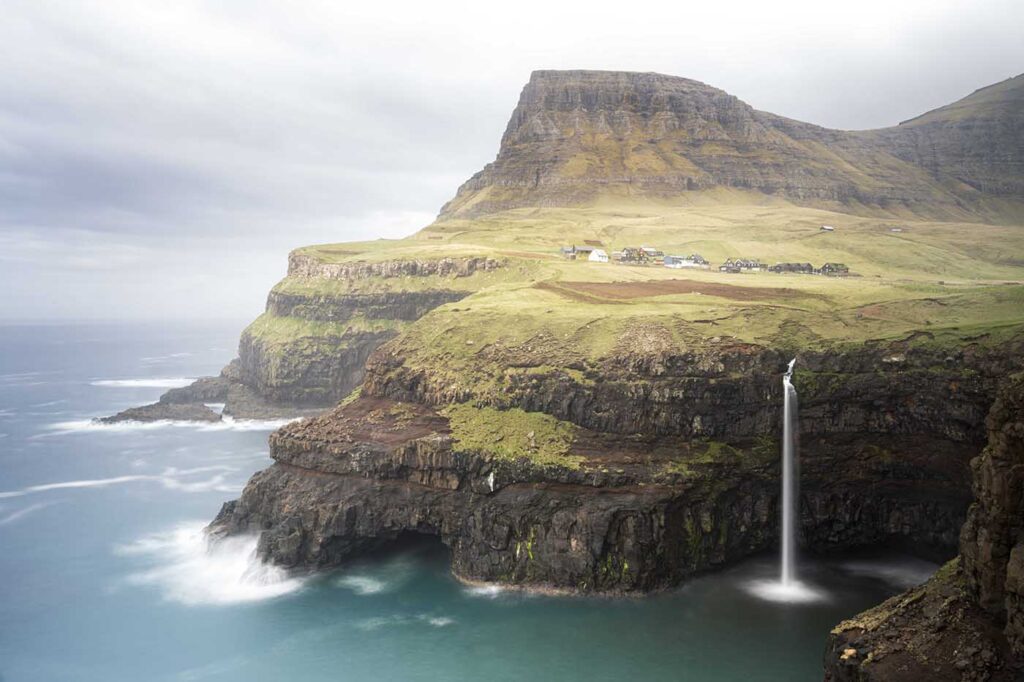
[440,69,1024,221]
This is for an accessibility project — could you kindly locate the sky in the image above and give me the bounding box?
[1,0,1022,321]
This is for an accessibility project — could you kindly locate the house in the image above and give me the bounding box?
[559,245,596,260]
[617,247,648,264]
[664,254,709,269]
[718,257,763,273]
[890,227,904,233]
[820,262,849,277]
[588,248,609,263]
[821,225,835,232]
[769,262,815,274]
[640,246,665,264]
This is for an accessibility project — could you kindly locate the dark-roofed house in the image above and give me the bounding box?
[559,245,595,260]
[821,262,849,276]
[769,262,815,274]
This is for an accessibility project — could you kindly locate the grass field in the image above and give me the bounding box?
[275,194,1024,379]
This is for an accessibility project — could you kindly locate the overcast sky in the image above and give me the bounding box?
[2,0,1021,321]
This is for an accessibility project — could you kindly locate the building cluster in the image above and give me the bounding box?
[769,262,849,276]
[557,245,849,277]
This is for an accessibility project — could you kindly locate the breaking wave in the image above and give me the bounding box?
[42,415,298,437]
[91,378,195,388]
[0,466,239,499]
[115,522,305,606]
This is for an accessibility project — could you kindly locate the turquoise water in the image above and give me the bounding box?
[0,321,937,681]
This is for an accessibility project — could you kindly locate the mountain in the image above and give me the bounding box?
[440,70,1024,221]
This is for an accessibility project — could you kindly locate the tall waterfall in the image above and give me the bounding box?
[781,358,799,586]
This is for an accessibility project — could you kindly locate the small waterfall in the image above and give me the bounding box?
[781,358,799,586]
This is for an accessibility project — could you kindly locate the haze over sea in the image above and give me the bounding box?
[0,321,937,681]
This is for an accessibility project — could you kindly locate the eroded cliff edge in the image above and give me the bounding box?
[209,339,1022,593]
[825,373,1024,681]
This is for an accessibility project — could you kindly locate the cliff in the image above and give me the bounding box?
[825,373,1024,680]
[440,70,1024,222]
[210,341,1023,593]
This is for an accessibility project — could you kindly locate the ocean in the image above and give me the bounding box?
[0,321,937,681]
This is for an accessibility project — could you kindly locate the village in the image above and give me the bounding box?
[559,230,852,277]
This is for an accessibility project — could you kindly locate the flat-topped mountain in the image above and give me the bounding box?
[441,70,1024,221]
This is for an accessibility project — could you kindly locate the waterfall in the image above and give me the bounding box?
[744,358,823,602]
[781,358,799,586]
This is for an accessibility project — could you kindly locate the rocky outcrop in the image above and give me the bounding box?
[825,373,1024,680]
[960,373,1024,650]
[100,401,222,423]
[824,560,1019,681]
[234,327,394,406]
[439,70,1024,220]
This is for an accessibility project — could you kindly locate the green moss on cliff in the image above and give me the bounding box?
[443,403,583,470]
[245,312,404,346]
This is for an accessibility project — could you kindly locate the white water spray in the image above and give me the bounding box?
[781,358,799,586]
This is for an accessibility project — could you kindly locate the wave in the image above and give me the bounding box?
[115,522,305,606]
[90,378,195,388]
[463,584,508,599]
[0,465,239,499]
[334,555,416,596]
[42,415,298,437]
[0,501,54,526]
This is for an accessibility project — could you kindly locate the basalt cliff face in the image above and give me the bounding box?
[211,341,1023,593]
[440,70,1024,221]
[825,373,1024,681]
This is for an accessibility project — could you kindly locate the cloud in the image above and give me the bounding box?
[1,0,1021,319]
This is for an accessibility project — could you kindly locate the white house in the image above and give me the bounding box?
[820,225,835,232]
[588,248,609,263]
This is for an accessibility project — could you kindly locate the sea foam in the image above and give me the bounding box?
[43,415,298,437]
[90,378,195,388]
[115,522,305,606]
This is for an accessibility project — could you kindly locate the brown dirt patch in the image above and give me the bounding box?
[536,279,808,302]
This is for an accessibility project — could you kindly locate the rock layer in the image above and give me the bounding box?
[209,340,1022,593]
